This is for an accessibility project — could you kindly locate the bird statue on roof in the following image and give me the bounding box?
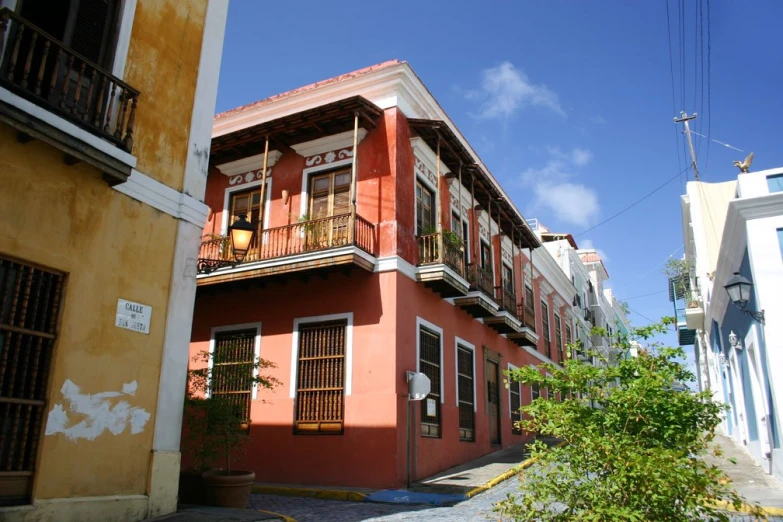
[733,152,754,173]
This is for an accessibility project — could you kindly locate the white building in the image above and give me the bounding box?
[680,166,783,482]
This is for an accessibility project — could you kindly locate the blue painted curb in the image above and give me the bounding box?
[365,489,467,506]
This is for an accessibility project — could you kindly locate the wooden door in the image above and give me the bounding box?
[486,359,501,445]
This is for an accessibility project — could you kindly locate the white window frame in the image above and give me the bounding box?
[454,336,477,411]
[221,177,272,235]
[299,158,353,218]
[507,362,522,417]
[416,316,444,404]
[289,312,353,399]
[208,322,262,400]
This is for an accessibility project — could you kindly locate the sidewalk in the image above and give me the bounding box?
[146,504,286,521]
[706,432,783,514]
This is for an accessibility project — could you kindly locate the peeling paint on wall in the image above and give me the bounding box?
[45,379,151,441]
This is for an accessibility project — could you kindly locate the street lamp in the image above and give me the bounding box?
[724,272,765,324]
[229,214,255,263]
[728,330,742,351]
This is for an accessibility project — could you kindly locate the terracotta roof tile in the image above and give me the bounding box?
[215,60,403,120]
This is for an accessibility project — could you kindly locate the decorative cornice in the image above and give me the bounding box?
[216,151,281,176]
[291,129,368,158]
[304,147,355,168]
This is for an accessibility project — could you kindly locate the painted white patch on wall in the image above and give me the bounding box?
[45,379,151,441]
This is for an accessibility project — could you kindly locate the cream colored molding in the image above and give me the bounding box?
[376,255,417,281]
[216,151,282,177]
[115,169,208,227]
[410,137,450,183]
[290,129,368,158]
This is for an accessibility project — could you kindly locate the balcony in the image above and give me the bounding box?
[506,303,539,348]
[0,8,139,185]
[684,293,705,331]
[675,308,696,346]
[196,213,376,286]
[453,264,498,318]
[416,232,469,297]
[484,286,522,334]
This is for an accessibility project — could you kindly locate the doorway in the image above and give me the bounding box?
[486,358,501,445]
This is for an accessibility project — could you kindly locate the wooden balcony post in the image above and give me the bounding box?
[349,112,359,244]
[436,136,443,262]
[257,136,270,257]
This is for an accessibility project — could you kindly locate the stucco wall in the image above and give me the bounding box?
[125,0,208,193]
[0,124,178,499]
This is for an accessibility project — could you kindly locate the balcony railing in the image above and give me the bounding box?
[518,304,536,332]
[495,286,517,318]
[467,264,495,300]
[197,213,375,274]
[0,8,139,152]
[418,232,465,277]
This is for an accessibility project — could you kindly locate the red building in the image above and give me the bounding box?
[188,60,578,489]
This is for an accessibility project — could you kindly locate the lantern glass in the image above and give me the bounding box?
[724,272,752,308]
[229,214,255,263]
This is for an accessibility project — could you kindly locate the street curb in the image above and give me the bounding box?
[256,508,298,522]
[464,441,566,499]
[710,499,783,517]
[251,485,368,502]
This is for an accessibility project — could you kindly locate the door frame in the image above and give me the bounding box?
[483,346,502,446]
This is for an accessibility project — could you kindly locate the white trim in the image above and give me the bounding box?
[290,129,368,158]
[111,0,138,80]
[208,322,262,399]
[416,317,445,404]
[216,152,282,177]
[521,343,561,368]
[290,312,354,398]
[455,337,477,411]
[0,87,137,169]
[507,363,520,416]
[299,158,354,218]
[410,137,450,179]
[196,245,375,279]
[220,177,272,234]
[376,255,417,281]
[114,168,208,227]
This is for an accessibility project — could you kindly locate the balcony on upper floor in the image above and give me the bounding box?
[453,264,499,319]
[668,276,696,346]
[0,8,139,185]
[196,212,376,287]
[416,231,469,297]
[484,285,522,334]
[506,301,538,348]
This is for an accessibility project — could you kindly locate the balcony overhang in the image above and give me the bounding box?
[453,291,499,319]
[483,311,522,334]
[684,305,704,330]
[417,264,469,297]
[196,245,375,287]
[506,327,539,348]
[678,327,696,346]
[210,96,384,167]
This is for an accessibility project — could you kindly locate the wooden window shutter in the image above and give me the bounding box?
[510,380,522,435]
[69,0,118,66]
[211,329,256,424]
[419,327,441,437]
[295,320,346,434]
[457,346,474,441]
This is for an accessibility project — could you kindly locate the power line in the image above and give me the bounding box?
[621,290,669,301]
[576,167,689,238]
[705,0,713,173]
[665,0,685,176]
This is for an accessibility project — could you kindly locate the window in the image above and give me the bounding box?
[768,174,783,193]
[0,255,65,506]
[778,228,783,259]
[502,264,514,292]
[541,300,550,356]
[295,320,347,434]
[481,241,492,270]
[509,375,522,435]
[525,285,535,317]
[230,187,263,231]
[531,382,540,401]
[211,329,256,424]
[554,313,563,363]
[451,211,461,234]
[416,181,435,235]
[457,345,475,441]
[310,169,351,219]
[419,327,441,437]
[565,324,572,355]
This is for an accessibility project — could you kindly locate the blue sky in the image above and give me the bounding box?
[215,1,782,364]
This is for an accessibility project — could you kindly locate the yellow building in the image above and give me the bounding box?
[0,1,228,520]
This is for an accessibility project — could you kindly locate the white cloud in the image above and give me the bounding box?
[521,147,600,227]
[466,62,565,119]
[578,239,610,262]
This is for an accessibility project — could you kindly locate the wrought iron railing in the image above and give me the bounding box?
[467,264,495,300]
[495,286,517,318]
[417,232,465,277]
[0,8,140,152]
[197,213,376,274]
[518,301,536,332]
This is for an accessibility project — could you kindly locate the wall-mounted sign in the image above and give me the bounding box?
[115,298,152,334]
[426,398,437,417]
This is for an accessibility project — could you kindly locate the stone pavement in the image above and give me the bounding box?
[707,432,783,511]
[146,504,284,521]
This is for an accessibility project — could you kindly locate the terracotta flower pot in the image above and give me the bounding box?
[202,469,255,509]
[178,469,204,505]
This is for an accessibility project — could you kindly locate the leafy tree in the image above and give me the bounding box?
[498,319,763,522]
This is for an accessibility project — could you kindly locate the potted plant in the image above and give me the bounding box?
[180,350,280,508]
[662,257,693,300]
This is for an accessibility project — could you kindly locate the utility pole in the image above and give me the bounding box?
[674,112,700,181]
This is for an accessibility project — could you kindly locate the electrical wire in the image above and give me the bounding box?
[620,290,669,301]
[665,0,685,179]
[705,0,713,174]
[575,167,689,238]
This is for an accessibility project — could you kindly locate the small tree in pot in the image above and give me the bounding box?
[181,348,281,508]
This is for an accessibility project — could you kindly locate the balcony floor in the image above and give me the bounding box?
[453,291,499,319]
[506,327,539,348]
[484,312,522,334]
[417,264,469,298]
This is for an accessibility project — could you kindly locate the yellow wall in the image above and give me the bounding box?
[125,0,208,192]
[0,124,176,498]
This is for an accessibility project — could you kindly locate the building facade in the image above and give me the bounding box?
[679,167,783,482]
[0,1,228,520]
[188,61,591,489]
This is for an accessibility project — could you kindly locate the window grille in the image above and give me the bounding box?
[457,346,474,441]
[419,327,441,437]
[211,329,256,425]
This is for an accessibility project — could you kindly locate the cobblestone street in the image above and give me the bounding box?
[250,477,782,522]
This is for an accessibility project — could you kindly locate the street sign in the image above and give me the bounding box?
[406,371,431,401]
[115,298,152,334]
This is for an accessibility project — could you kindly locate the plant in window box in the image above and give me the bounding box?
[180,350,281,509]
